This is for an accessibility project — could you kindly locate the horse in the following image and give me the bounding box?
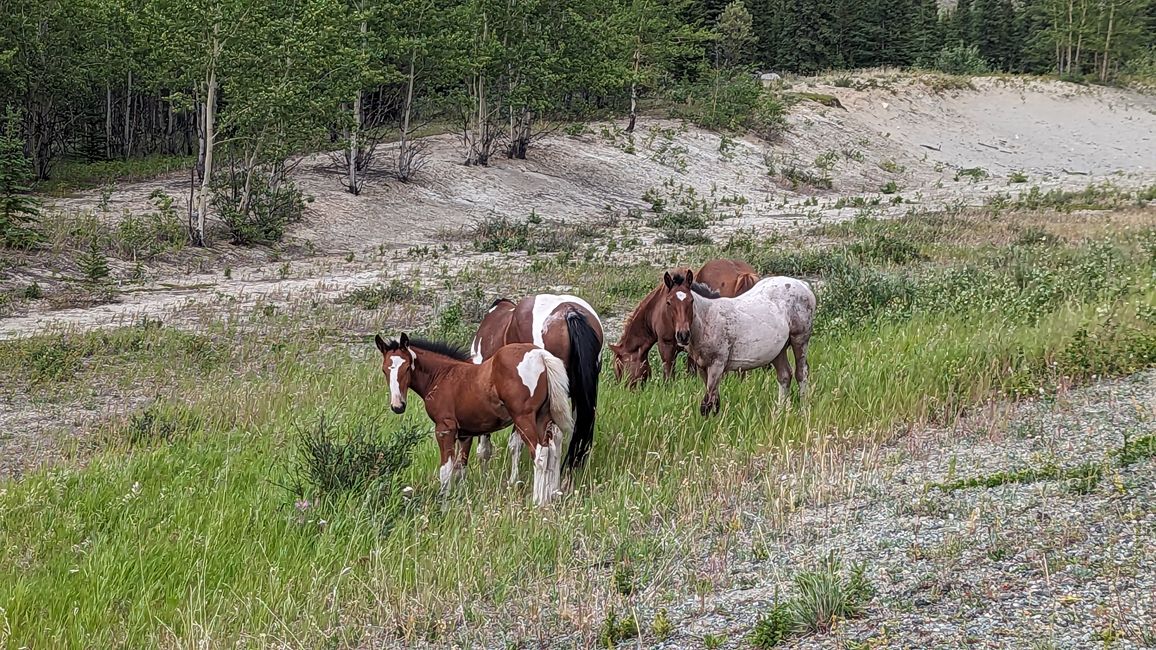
[610,259,759,389]
[374,333,574,506]
[661,271,816,416]
[469,294,603,486]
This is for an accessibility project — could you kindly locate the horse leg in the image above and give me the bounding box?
[791,332,811,402]
[477,434,493,463]
[435,429,458,496]
[700,361,726,417]
[658,340,678,381]
[507,427,524,487]
[455,436,473,483]
[512,413,554,506]
[685,353,699,378]
[772,346,793,406]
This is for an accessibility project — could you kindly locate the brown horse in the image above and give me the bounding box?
[469,294,603,485]
[610,259,759,388]
[375,333,574,505]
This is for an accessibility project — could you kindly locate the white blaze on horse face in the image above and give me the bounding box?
[516,349,545,397]
[530,294,601,348]
[388,355,406,408]
[676,291,688,301]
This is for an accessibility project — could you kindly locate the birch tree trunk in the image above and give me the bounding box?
[105,83,112,159]
[346,16,367,194]
[626,30,641,134]
[398,47,417,181]
[1100,1,1115,81]
[195,44,218,247]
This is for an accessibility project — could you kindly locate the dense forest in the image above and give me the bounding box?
[0,0,1153,246]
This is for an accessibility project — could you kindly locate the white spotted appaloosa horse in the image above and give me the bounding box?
[375,333,574,505]
[662,271,816,416]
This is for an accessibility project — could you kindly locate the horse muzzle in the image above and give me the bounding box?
[391,403,407,414]
[675,331,691,346]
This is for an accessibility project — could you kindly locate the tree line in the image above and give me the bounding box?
[0,0,1152,247]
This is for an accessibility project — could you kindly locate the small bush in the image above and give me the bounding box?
[213,171,307,245]
[849,234,927,265]
[750,602,795,648]
[789,554,874,633]
[22,282,42,300]
[291,417,424,503]
[78,241,111,284]
[599,609,638,647]
[467,213,603,254]
[612,563,636,596]
[651,609,672,640]
[340,280,421,310]
[880,180,900,194]
[1009,171,1029,184]
[125,402,200,446]
[112,190,186,260]
[955,167,988,183]
[930,44,989,75]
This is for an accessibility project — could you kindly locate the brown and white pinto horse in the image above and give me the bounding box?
[610,259,759,388]
[375,333,574,505]
[469,294,603,485]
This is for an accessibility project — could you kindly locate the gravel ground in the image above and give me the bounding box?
[637,372,1156,650]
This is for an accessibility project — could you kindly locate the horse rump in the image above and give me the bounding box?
[563,310,601,471]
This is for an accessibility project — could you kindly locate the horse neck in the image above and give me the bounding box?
[620,285,663,349]
[408,349,461,398]
[690,292,723,335]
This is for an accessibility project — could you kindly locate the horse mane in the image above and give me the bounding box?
[406,337,473,362]
[691,282,720,298]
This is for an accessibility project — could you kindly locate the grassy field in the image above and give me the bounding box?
[1,205,1155,647]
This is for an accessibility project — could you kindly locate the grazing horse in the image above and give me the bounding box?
[696,258,760,298]
[469,294,603,485]
[611,259,760,389]
[374,333,574,505]
[662,271,816,416]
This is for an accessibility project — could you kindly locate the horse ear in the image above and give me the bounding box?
[663,272,674,290]
[400,332,410,348]
[375,334,388,354]
[686,269,694,285]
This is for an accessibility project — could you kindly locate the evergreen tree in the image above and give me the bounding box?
[0,106,40,249]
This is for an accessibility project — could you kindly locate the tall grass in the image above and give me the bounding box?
[1,215,1155,647]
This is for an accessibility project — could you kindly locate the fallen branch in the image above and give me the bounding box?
[978,141,1014,153]
[1062,168,1090,176]
[920,143,941,151]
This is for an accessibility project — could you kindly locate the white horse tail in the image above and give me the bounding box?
[540,350,575,440]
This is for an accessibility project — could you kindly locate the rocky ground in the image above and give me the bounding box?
[623,373,1156,650]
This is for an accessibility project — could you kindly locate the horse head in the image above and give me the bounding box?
[663,269,696,347]
[610,342,651,389]
[375,332,415,414]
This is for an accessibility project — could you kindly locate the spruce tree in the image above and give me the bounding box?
[0,106,41,249]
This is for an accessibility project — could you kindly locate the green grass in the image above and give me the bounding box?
[35,155,195,196]
[1,215,1155,647]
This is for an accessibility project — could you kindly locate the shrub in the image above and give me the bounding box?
[340,280,421,310]
[930,44,989,75]
[848,234,927,265]
[467,213,601,254]
[213,171,307,245]
[125,402,200,446]
[290,417,424,504]
[112,190,186,260]
[789,555,874,633]
[750,602,794,648]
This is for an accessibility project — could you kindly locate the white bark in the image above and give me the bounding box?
[195,37,219,246]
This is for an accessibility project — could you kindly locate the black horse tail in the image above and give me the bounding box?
[563,310,601,472]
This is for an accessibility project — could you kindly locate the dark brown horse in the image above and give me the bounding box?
[610,259,759,388]
[469,294,603,484]
[375,333,574,505]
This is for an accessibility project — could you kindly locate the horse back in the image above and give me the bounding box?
[696,258,760,298]
[508,294,604,364]
[471,298,517,363]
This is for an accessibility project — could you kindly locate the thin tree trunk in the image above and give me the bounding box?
[398,46,417,180]
[123,69,132,159]
[1073,0,1088,74]
[105,83,112,160]
[195,49,218,246]
[1100,0,1115,81]
[627,31,641,134]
